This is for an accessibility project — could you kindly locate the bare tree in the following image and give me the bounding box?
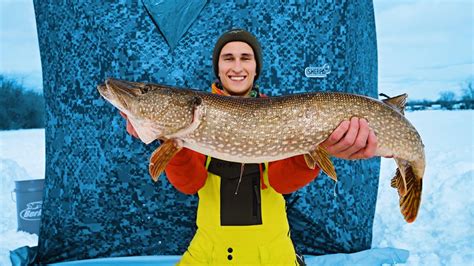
[460,80,474,109]
[437,91,456,110]
[438,91,456,102]
[461,80,473,101]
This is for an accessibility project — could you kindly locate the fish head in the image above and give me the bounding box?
[98,78,201,144]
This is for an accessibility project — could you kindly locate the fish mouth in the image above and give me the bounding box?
[97,78,140,112]
[98,82,126,108]
[105,78,141,97]
[97,83,109,98]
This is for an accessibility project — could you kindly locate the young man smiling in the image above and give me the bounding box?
[215,41,257,96]
[123,29,377,265]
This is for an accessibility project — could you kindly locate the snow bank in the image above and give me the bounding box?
[0,128,45,179]
[0,159,31,233]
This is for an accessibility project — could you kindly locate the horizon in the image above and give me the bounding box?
[1,0,472,101]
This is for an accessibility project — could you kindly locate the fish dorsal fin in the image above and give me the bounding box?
[381,93,408,115]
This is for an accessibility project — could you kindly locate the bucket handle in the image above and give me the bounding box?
[11,191,16,203]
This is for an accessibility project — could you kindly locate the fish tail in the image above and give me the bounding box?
[391,162,423,223]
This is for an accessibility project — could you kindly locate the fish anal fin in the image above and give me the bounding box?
[391,168,408,197]
[398,165,423,223]
[382,93,408,115]
[149,139,182,182]
[309,146,337,182]
[390,174,398,188]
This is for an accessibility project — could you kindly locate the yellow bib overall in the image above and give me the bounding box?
[179,158,298,265]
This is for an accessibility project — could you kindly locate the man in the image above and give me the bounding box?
[123,29,377,265]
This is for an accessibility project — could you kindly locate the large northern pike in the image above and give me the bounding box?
[98,78,425,223]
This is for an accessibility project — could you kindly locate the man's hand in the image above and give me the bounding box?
[119,111,139,139]
[321,117,377,160]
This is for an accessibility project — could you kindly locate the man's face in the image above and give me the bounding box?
[218,41,257,97]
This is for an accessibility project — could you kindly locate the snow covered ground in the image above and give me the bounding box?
[0,110,473,265]
[371,110,474,265]
[0,129,44,266]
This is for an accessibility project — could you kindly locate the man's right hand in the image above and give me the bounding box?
[321,117,377,160]
[119,111,139,138]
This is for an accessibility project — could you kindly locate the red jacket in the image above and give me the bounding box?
[165,148,320,195]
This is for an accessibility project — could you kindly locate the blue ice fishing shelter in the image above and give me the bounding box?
[11,0,396,264]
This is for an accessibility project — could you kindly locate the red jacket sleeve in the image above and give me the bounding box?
[268,155,320,194]
[164,148,207,195]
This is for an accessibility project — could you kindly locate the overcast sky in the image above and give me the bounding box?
[374,0,473,100]
[0,0,41,89]
[0,0,472,100]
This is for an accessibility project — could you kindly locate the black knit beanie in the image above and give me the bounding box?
[212,29,263,81]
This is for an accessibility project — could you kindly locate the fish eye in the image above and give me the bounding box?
[140,85,151,94]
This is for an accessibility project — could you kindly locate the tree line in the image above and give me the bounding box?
[406,80,474,111]
[0,75,45,130]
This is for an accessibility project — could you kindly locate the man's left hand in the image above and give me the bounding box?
[321,117,377,160]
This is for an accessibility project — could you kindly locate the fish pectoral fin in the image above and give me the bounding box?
[398,165,423,223]
[149,139,182,182]
[309,146,337,182]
